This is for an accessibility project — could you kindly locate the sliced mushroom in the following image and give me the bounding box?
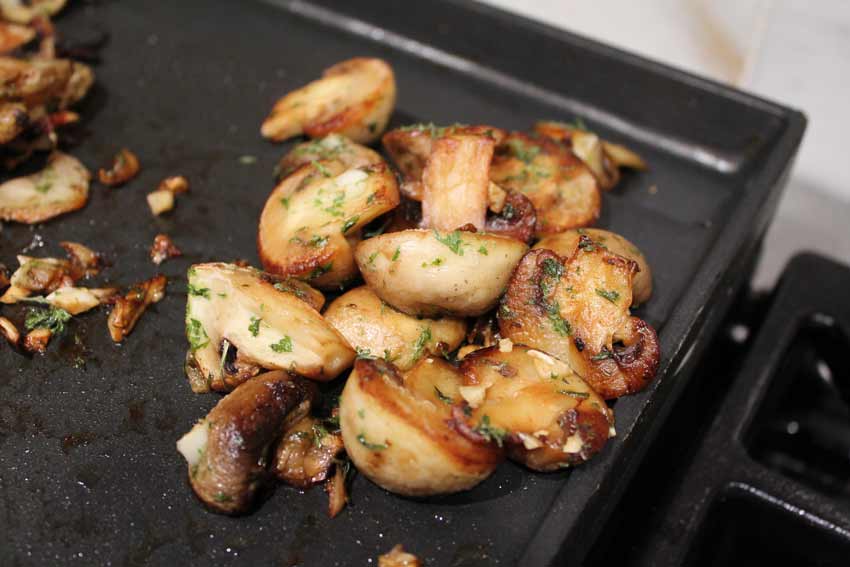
[340,358,502,496]
[107,274,167,342]
[261,57,396,144]
[459,345,613,471]
[45,286,116,315]
[258,160,400,289]
[184,263,353,393]
[0,0,66,23]
[58,240,101,278]
[276,133,382,180]
[273,414,344,488]
[98,148,140,187]
[0,315,19,347]
[421,134,493,232]
[176,370,317,515]
[0,151,90,223]
[324,286,466,370]
[535,229,653,305]
[490,132,600,235]
[1,255,72,303]
[355,228,528,317]
[0,56,92,110]
[382,124,506,201]
[534,121,646,191]
[498,244,660,399]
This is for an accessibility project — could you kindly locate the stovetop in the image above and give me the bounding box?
[586,252,850,566]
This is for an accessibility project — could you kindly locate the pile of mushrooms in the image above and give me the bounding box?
[177,57,659,515]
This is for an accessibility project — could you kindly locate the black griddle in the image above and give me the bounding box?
[0,1,805,565]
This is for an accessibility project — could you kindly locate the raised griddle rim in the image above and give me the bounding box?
[270,1,806,564]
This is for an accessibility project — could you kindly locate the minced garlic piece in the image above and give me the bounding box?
[498,338,513,353]
[562,433,584,453]
[518,432,543,450]
[458,384,487,408]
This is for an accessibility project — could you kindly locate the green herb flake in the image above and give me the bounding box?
[591,350,613,361]
[314,161,332,178]
[357,409,366,419]
[558,390,590,399]
[341,215,360,234]
[308,262,333,280]
[34,166,55,193]
[542,258,564,279]
[213,492,233,502]
[546,301,572,337]
[595,288,620,304]
[433,230,464,255]
[249,316,262,337]
[24,305,71,334]
[311,422,329,447]
[411,326,432,362]
[367,251,379,265]
[355,346,374,360]
[474,415,508,447]
[506,138,541,164]
[270,336,293,353]
[187,318,209,351]
[356,433,387,451]
[477,246,488,255]
[391,247,401,262]
[434,387,453,405]
[187,284,210,299]
[309,234,329,248]
[280,196,291,209]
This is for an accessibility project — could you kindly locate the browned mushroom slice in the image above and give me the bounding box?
[273,415,344,488]
[0,56,92,110]
[324,286,466,370]
[258,160,400,290]
[0,151,90,224]
[498,243,660,399]
[98,148,140,187]
[0,102,28,144]
[535,228,653,305]
[490,132,600,235]
[0,315,20,347]
[484,190,537,243]
[340,358,502,496]
[276,133,383,180]
[382,124,506,201]
[184,263,351,393]
[107,274,167,342]
[176,371,317,515]
[459,344,613,471]
[59,240,102,278]
[534,121,646,191]
[261,58,396,144]
[421,134,493,232]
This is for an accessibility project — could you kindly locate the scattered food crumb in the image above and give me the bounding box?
[647,185,658,195]
[147,190,174,215]
[150,233,182,265]
[98,148,140,187]
[378,545,420,567]
[238,155,257,165]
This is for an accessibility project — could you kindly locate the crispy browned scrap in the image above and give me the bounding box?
[490,132,600,236]
[156,175,189,194]
[534,121,646,191]
[0,151,90,224]
[261,57,396,144]
[378,545,421,567]
[460,345,613,471]
[421,134,493,232]
[176,371,318,515]
[107,274,166,342]
[59,240,101,278]
[0,21,35,54]
[484,190,537,243]
[382,124,506,201]
[149,233,182,265]
[273,415,344,488]
[97,148,139,187]
[22,326,50,353]
[0,315,19,346]
[325,462,348,519]
[498,243,660,399]
[0,0,67,24]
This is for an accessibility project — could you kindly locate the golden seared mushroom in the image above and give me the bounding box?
[0,22,35,54]
[43,286,116,315]
[258,158,400,289]
[275,133,382,180]
[1,256,73,303]
[459,344,613,471]
[378,545,421,567]
[107,274,167,342]
[0,315,19,347]
[340,358,502,497]
[59,240,102,278]
[273,414,344,488]
[0,0,66,23]
[354,228,527,317]
[324,286,466,370]
[261,57,396,144]
[535,229,653,305]
[490,132,600,235]
[383,124,506,201]
[176,371,317,515]
[421,134,493,231]
[534,121,646,191]
[0,56,93,110]
[0,151,90,223]
[498,244,660,399]
[184,263,352,393]
[98,148,140,187]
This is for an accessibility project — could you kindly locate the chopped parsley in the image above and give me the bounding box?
[249,316,262,337]
[411,327,432,362]
[280,196,290,209]
[421,257,444,268]
[308,262,333,279]
[474,415,508,447]
[558,390,590,399]
[355,346,375,360]
[595,288,620,304]
[546,301,572,336]
[187,319,209,351]
[25,306,71,334]
[341,215,360,234]
[367,251,379,265]
[187,283,210,299]
[357,433,387,451]
[506,138,540,164]
[270,336,293,353]
[433,230,464,255]
[313,161,332,177]
[477,245,488,255]
[34,166,55,193]
[213,492,233,502]
[591,350,613,361]
[542,258,564,279]
[323,192,346,217]
[311,422,329,447]
[391,247,401,261]
[434,387,453,405]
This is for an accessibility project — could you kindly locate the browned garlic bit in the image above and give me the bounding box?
[147,175,189,216]
[98,148,139,187]
[149,233,182,265]
[107,274,166,342]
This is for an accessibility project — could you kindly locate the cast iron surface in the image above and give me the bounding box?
[0,1,805,565]
[607,253,850,566]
